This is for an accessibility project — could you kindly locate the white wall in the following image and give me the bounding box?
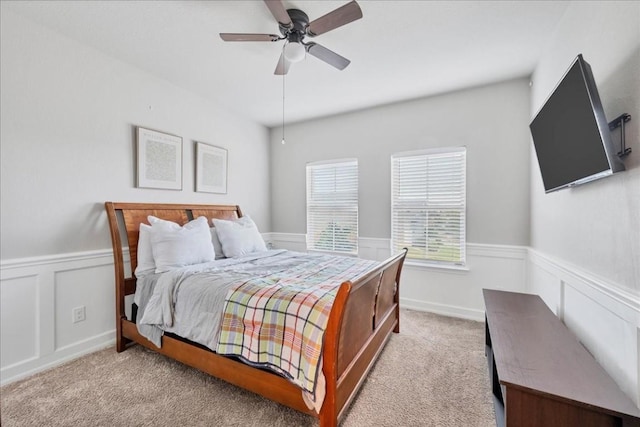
[0,8,271,260]
[528,1,640,405]
[0,8,270,383]
[270,78,532,245]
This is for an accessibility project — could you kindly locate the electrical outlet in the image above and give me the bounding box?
[72,306,86,323]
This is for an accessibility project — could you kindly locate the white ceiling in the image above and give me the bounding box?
[4,0,569,128]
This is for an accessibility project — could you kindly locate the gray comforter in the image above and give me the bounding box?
[134,249,321,349]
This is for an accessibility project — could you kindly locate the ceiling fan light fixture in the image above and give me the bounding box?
[284,41,306,63]
[220,1,364,74]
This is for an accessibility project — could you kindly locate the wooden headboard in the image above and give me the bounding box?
[104,202,242,294]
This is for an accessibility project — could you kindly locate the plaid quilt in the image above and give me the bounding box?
[216,254,378,399]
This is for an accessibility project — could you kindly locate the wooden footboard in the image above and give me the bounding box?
[320,249,406,426]
[104,202,407,427]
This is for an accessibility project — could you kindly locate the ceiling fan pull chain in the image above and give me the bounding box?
[282,46,286,145]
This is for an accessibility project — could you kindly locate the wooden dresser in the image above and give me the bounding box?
[483,289,640,427]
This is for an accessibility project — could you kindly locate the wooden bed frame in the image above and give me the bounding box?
[105,202,407,427]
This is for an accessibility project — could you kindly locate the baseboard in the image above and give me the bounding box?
[1,331,115,386]
[400,297,485,322]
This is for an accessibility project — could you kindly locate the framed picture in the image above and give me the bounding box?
[195,142,228,194]
[136,127,182,190]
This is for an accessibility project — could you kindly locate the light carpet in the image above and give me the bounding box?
[1,310,495,426]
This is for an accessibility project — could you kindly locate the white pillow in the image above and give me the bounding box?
[134,223,155,277]
[148,216,215,273]
[211,215,267,258]
[210,227,226,259]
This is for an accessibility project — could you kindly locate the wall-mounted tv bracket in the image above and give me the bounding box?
[608,113,632,158]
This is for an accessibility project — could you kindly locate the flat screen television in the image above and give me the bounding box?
[530,54,625,193]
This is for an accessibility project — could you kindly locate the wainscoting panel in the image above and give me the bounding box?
[400,243,527,321]
[527,248,640,406]
[0,274,39,368]
[54,264,115,351]
[527,255,563,316]
[0,250,122,386]
[264,232,307,252]
[357,237,392,261]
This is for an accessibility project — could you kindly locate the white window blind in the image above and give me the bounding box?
[391,148,466,265]
[306,159,358,254]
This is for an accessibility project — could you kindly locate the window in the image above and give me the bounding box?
[391,148,466,265]
[306,159,358,254]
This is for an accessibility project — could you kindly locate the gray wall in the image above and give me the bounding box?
[0,9,271,260]
[529,1,640,293]
[270,78,532,245]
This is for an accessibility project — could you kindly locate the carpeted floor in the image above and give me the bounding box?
[0,310,495,426]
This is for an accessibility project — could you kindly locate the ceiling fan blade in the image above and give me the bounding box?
[220,33,280,42]
[307,1,363,37]
[274,52,291,75]
[264,0,293,28]
[306,42,350,70]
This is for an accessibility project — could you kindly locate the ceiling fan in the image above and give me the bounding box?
[220,0,363,75]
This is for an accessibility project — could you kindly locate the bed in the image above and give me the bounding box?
[105,202,407,427]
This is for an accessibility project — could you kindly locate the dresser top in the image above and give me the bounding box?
[483,289,640,419]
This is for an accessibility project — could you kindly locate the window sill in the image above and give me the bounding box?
[404,260,469,273]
